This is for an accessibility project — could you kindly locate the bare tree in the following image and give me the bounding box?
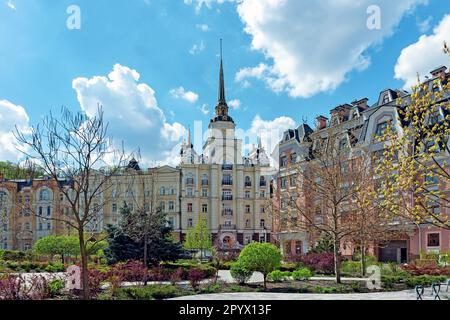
[276,132,393,283]
[14,106,129,299]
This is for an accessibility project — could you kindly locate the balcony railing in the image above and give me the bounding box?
[222,180,233,186]
[186,178,194,186]
[222,196,233,201]
[222,164,233,171]
[245,182,252,187]
[222,210,233,216]
[260,181,267,187]
[220,224,236,230]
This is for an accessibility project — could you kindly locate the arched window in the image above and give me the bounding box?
[160,187,165,195]
[201,174,209,186]
[260,176,266,187]
[245,176,252,187]
[186,173,194,186]
[39,189,51,201]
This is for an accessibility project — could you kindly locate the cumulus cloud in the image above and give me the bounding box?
[236,0,426,98]
[239,115,296,157]
[228,99,241,110]
[170,87,199,103]
[199,104,210,115]
[0,100,30,161]
[5,0,16,10]
[72,64,186,167]
[395,14,450,90]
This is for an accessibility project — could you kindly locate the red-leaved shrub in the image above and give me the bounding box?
[299,252,335,274]
[188,268,205,290]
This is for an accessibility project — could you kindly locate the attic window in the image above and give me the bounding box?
[382,94,390,104]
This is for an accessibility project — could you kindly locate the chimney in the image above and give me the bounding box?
[430,66,447,78]
[352,98,369,110]
[316,116,328,130]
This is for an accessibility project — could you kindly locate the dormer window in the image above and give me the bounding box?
[375,121,390,137]
[382,94,390,104]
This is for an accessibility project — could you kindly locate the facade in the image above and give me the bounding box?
[273,65,450,263]
[0,55,274,251]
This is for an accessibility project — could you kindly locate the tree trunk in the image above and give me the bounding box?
[61,254,65,265]
[333,237,341,284]
[263,274,267,290]
[143,234,148,286]
[78,230,90,300]
[360,244,366,277]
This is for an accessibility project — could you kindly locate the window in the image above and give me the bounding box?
[222,190,232,200]
[59,193,64,201]
[222,206,232,216]
[201,175,209,186]
[245,219,250,228]
[281,177,287,189]
[38,207,43,216]
[169,201,175,211]
[260,219,266,228]
[160,187,166,195]
[260,176,266,187]
[375,121,389,137]
[425,173,439,186]
[382,94,390,104]
[295,241,303,255]
[187,219,193,228]
[280,156,288,168]
[187,203,193,213]
[245,176,252,187]
[186,174,194,186]
[222,174,232,185]
[259,235,266,243]
[245,190,251,199]
[245,205,251,214]
[338,138,348,150]
[25,222,31,231]
[38,223,43,231]
[427,233,440,247]
[168,217,175,228]
[260,206,265,214]
[290,153,297,163]
[39,189,50,201]
[112,204,117,213]
[186,188,193,197]
[202,204,208,213]
[260,190,266,198]
[160,201,166,212]
[202,189,208,197]
[47,223,51,230]
[289,175,297,187]
[47,206,51,216]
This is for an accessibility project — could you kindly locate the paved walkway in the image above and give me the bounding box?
[170,290,445,300]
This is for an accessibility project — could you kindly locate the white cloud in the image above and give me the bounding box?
[196,24,209,32]
[246,115,296,156]
[395,14,450,90]
[236,0,426,98]
[417,16,432,33]
[170,87,199,103]
[0,100,30,161]
[184,0,236,12]
[189,41,206,55]
[5,0,16,10]
[228,99,241,110]
[199,104,210,115]
[72,64,186,167]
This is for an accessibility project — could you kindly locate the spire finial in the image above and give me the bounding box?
[218,39,227,105]
[188,125,192,147]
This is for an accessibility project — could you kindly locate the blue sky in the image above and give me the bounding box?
[0,0,449,165]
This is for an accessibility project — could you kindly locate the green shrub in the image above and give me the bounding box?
[48,278,66,297]
[341,261,361,275]
[230,262,252,284]
[268,270,289,282]
[116,285,180,300]
[201,283,221,294]
[45,262,65,273]
[404,275,447,288]
[228,284,245,292]
[292,268,313,281]
[0,250,27,261]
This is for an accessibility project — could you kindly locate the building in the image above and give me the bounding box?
[0,53,274,251]
[273,65,450,263]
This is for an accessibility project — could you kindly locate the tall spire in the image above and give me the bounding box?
[218,39,227,105]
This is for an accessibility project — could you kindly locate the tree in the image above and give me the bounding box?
[183,216,212,262]
[105,205,185,267]
[376,44,450,229]
[237,242,281,289]
[277,131,397,283]
[33,235,79,263]
[14,106,129,299]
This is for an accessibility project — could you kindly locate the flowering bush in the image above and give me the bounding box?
[402,263,450,276]
[0,274,56,300]
[170,267,185,285]
[299,252,334,274]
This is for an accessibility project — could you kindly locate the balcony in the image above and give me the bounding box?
[222,210,233,217]
[220,224,236,230]
[201,180,209,186]
[186,178,194,186]
[245,182,252,188]
[222,196,233,201]
[222,180,233,186]
[222,164,233,171]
